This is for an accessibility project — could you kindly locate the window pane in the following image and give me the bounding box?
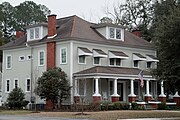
[110,28,115,38]
[7,80,9,92]
[116,58,121,66]
[147,62,152,68]
[15,80,18,89]
[7,56,11,68]
[79,56,85,63]
[27,79,30,91]
[30,29,34,39]
[40,51,44,65]
[35,28,39,39]
[116,29,121,39]
[134,60,139,67]
[110,58,114,65]
[61,48,66,63]
[94,57,100,65]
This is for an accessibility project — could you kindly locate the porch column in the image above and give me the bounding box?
[111,78,120,102]
[93,77,101,102]
[128,79,136,102]
[158,80,166,102]
[144,80,152,102]
[74,78,80,103]
[173,91,180,106]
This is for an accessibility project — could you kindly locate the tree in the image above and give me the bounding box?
[13,1,50,31]
[152,0,180,94]
[0,2,15,42]
[36,67,71,109]
[104,0,155,41]
[7,87,29,109]
[0,1,51,40]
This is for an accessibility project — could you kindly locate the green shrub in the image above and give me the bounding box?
[131,102,138,110]
[89,102,101,111]
[158,102,166,110]
[120,102,129,110]
[100,101,112,111]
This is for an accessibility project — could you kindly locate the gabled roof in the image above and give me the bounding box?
[0,15,155,50]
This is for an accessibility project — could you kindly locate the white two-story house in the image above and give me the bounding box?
[1,14,166,108]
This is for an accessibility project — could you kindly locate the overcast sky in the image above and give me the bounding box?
[1,0,125,23]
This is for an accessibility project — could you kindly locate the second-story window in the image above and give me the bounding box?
[147,62,152,68]
[94,57,100,65]
[79,56,85,64]
[6,55,12,69]
[38,51,45,66]
[60,48,67,64]
[133,60,139,68]
[109,58,121,66]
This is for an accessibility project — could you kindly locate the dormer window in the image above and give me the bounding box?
[35,28,40,38]
[109,27,123,40]
[30,29,34,39]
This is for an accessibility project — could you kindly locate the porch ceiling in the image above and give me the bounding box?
[73,66,154,80]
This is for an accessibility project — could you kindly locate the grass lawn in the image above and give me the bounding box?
[29,110,180,120]
[0,110,180,120]
[0,110,32,115]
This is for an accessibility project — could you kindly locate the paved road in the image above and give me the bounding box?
[0,115,93,120]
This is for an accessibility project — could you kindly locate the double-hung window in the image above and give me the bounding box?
[79,56,86,64]
[14,79,18,89]
[26,79,31,92]
[6,80,10,92]
[109,58,121,66]
[93,57,100,65]
[147,62,152,68]
[133,60,139,68]
[6,55,12,69]
[38,50,45,66]
[60,48,67,64]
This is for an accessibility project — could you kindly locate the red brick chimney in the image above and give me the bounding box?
[16,31,25,38]
[132,30,141,37]
[48,14,57,37]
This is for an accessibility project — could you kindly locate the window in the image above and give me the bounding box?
[110,28,115,38]
[14,79,18,89]
[147,62,152,68]
[27,55,32,60]
[35,28,40,39]
[19,56,25,61]
[26,79,31,92]
[38,51,45,66]
[94,57,100,65]
[134,60,139,68]
[60,48,67,64]
[116,29,121,39]
[6,80,10,92]
[6,55,12,69]
[79,56,85,64]
[109,27,121,40]
[30,29,34,39]
[109,58,121,66]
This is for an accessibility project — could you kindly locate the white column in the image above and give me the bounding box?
[93,78,101,96]
[128,79,136,96]
[159,80,166,97]
[145,80,151,96]
[74,79,79,96]
[111,78,119,96]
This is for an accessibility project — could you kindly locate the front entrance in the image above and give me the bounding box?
[117,83,123,101]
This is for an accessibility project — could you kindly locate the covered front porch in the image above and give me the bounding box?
[73,66,166,104]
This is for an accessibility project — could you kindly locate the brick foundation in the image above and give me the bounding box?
[111,96,119,102]
[74,96,80,103]
[128,96,136,102]
[173,97,180,106]
[45,100,54,110]
[145,96,151,102]
[93,96,101,102]
[158,96,167,103]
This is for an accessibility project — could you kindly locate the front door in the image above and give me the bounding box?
[117,83,123,101]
